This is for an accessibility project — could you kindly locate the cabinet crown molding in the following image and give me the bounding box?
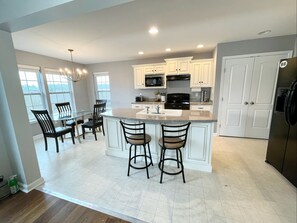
[164,56,193,62]
[132,62,166,68]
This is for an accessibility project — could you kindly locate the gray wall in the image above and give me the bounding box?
[214,35,297,121]
[86,52,213,109]
[0,30,42,187]
[15,50,89,136]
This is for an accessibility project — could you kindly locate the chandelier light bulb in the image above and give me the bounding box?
[59,49,88,82]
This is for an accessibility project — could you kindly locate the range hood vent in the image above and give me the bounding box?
[166,74,190,81]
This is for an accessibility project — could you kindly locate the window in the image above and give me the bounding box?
[94,72,111,108]
[45,69,73,113]
[18,65,45,122]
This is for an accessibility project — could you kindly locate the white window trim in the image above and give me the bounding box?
[93,72,111,108]
[44,68,75,113]
[18,64,46,123]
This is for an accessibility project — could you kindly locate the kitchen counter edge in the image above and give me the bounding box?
[102,108,217,122]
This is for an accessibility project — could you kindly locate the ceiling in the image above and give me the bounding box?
[9,0,297,64]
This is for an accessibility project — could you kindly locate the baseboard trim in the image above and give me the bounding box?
[19,177,45,193]
[33,134,43,140]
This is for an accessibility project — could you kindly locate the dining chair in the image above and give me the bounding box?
[55,102,84,135]
[120,121,153,179]
[158,122,191,183]
[31,110,75,153]
[81,103,105,140]
[96,99,107,104]
[88,99,107,122]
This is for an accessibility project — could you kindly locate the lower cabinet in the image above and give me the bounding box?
[103,117,214,172]
[190,105,212,112]
[185,123,213,171]
[131,103,164,110]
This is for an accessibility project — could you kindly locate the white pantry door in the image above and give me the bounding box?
[219,57,254,137]
[220,52,290,139]
[245,54,288,138]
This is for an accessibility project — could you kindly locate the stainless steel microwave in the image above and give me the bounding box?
[145,75,164,87]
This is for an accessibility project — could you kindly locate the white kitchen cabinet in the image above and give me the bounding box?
[131,104,143,109]
[143,63,166,74]
[190,59,213,87]
[165,57,193,75]
[133,65,145,89]
[131,103,164,110]
[104,116,214,172]
[190,105,212,112]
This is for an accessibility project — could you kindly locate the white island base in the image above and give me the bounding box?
[103,116,214,172]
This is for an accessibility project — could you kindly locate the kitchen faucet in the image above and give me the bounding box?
[155,104,160,114]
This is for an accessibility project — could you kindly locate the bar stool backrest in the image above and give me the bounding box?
[120,121,146,145]
[160,122,191,149]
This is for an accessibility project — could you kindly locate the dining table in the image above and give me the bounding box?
[52,110,92,143]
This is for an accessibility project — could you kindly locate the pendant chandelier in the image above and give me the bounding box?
[59,49,87,82]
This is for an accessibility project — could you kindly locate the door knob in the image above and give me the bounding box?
[244,102,248,105]
[250,102,255,105]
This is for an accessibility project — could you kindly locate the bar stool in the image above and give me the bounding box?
[120,121,154,179]
[158,122,191,183]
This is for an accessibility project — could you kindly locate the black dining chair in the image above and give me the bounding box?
[158,122,191,183]
[32,110,75,153]
[96,99,107,104]
[120,121,153,179]
[81,103,105,140]
[88,100,107,122]
[55,102,84,135]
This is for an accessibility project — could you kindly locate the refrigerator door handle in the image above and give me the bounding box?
[284,81,297,126]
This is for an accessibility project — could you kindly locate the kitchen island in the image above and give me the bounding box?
[101,108,217,172]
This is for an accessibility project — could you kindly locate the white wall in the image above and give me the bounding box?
[0,30,43,190]
[15,50,90,136]
[86,52,213,109]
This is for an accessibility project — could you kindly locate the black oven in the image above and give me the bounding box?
[165,93,190,110]
[145,75,164,87]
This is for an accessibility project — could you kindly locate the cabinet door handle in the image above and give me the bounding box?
[250,101,255,105]
[244,102,248,105]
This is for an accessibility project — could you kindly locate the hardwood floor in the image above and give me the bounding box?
[0,190,130,223]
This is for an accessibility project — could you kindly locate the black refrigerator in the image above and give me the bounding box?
[266,57,297,187]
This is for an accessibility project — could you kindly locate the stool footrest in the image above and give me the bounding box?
[158,158,184,175]
[129,154,153,170]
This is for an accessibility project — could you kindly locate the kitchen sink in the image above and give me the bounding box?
[136,109,182,116]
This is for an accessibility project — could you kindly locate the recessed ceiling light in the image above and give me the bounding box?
[149,26,159,35]
[138,51,144,55]
[165,48,171,52]
[258,30,271,35]
[197,44,204,48]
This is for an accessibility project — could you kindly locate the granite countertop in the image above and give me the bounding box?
[132,101,165,104]
[131,101,213,105]
[102,108,217,123]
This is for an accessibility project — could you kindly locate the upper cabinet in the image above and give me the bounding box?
[165,57,193,75]
[190,59,213,88]
[143,63,166,75]
[133,65,145,89]
[133,64,166,89]
[133,57,214,89]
